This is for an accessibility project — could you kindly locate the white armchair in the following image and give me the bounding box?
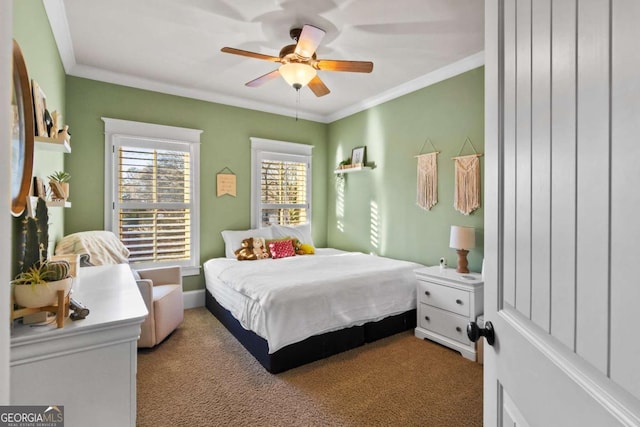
[55,231,184,348]
[134,265,184,348]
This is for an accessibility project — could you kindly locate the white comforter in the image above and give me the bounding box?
[204,249,422,353]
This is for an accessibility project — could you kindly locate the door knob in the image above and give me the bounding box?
[467,321,495,346]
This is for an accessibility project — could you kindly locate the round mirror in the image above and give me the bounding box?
[10,39,34,216]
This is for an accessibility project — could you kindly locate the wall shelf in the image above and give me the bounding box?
[46,200,71,208]
[34,136,71,153]
[333,166,372,174]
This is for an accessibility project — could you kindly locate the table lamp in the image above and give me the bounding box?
[449,226,475,273]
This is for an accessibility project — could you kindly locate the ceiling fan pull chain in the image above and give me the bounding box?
[295,89,300,121]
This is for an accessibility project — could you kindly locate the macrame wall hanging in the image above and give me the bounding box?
[453,137,483,215]
[414,139,439,211]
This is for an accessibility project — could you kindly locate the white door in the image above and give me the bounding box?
[482,0,640,425]
[1,0,13,404]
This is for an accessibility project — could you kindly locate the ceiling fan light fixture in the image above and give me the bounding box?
[279,62,317,89]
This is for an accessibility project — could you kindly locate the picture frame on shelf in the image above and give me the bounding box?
[33,176,46,199]
[31,80,47,137]
[351,146,366,166]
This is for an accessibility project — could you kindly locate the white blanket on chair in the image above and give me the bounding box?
[204,249,421,353]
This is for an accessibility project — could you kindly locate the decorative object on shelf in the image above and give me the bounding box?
[11,197,72,327]
[452,137,483,215]
[48,170,70,201]
[337,158,351,169]
[449,225,475,273]
[44,109,53,137]
[33,176,46,198]
[58,124,71,143]
[69,297,90,320]
[50,110,61,137]
[31,79,48,137]
[216,167,237,197]
[351,146,366,166]
[414,139,440,211]
[10,39,35,217]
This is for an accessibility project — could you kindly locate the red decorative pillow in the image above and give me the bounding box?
[269,239,296,259]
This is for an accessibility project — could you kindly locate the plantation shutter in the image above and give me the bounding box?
[116,144,191,263]
[259,156,309,226]
[250,138,313,229]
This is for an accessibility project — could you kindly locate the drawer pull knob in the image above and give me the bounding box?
[456,299,463,305]
[456,326,462,332]
[424,291,430,296]
[467,321,495,346]
[424,316,430,322]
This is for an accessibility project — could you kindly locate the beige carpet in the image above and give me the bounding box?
[137,307,483,427]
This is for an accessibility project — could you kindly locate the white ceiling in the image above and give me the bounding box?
[44,0,484,123]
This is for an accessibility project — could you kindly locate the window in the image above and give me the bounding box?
[104,118,201,275]
[250,137,313,228]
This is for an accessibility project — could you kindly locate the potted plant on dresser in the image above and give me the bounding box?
[47,170,70,201]
[12,259,71,309]
[11,197,72,327]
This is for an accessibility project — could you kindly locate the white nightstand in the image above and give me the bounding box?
[414,266,484,361]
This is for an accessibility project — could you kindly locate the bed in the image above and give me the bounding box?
[204,245,422,373]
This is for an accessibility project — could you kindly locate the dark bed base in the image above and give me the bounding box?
[205,290,416,374]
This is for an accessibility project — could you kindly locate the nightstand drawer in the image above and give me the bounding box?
[417,281,470,316]
[418,304,471,345]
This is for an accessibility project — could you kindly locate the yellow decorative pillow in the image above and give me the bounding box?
[298,243,315,255]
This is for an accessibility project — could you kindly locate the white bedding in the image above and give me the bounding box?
[204,249,422,353]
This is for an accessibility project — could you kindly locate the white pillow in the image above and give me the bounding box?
[221,227,273,259]
[271,223,314,247]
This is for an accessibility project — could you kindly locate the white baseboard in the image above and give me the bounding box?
[183,289,205,309]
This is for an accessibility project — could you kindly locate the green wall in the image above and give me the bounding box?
[326,68,485,272]
[65,77,328,291]
[12,0,66,264]
[13,1,485,291]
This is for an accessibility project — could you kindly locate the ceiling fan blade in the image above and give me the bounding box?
[245,69,280,87]
[308,75,330,97]
[294,25,326,58]
[221,47,281,62]
[315,59,373,73]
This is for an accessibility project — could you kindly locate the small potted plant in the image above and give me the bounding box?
[48,170,70,200]
[12,259,72,308]
[338,158,351,170]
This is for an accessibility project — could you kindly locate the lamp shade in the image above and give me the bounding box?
[449,226,475,250]
[279,63,317,89]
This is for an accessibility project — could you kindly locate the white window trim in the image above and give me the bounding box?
[103,118,202,276]
[250,137,313,229]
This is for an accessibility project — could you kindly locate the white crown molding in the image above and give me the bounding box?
[43,0,75,73]
[43,3,484,124]
[69,63,325,122]
[325,51,485,123]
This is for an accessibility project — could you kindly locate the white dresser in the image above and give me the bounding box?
[10,264,148,427]
[414,266,483,360]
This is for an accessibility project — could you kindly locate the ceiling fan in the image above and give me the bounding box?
[221,24,373,97]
